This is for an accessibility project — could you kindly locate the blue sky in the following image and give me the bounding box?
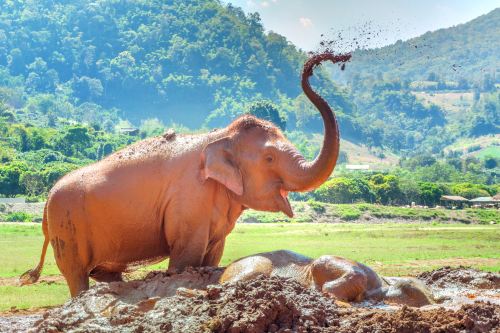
[225,0,499,51]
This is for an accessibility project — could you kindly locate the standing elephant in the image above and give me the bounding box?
[20,53,350,297]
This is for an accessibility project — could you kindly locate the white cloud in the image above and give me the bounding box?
[261,1,269,7]
[246,0,256,8]
[299,17,313,28]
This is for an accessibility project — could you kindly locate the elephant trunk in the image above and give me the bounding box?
[283,53,350,192]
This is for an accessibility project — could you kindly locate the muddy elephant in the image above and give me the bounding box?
[221,250,435,307]
[20,53,350,297]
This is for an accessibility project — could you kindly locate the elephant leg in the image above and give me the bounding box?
[167,225,209,273]
[321,271,368,302]
[202,239,225,266]
[90,269,123,283]
[168,248,206,273]
[51,235,90,297]
[64,269,89,297]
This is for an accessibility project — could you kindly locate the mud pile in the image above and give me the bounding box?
[2,267,499,333]
[342,302,499,333]
[418,266,500,310]
[418,266,500,289]
[31,274,340,333]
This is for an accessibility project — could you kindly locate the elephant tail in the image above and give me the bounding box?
[19,203,49,286]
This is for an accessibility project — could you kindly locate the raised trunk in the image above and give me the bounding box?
[283,53,351,192]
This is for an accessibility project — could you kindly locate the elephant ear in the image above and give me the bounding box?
[201,137,244,196]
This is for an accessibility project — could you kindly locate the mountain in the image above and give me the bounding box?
[0,1,497,159]
[339,8,500,83]
[0,1,498,199]
[0,0,352,128]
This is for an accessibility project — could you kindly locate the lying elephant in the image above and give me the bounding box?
[220,250,435,307]
[20,52,351,297]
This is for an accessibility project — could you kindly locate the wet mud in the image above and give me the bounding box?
[1,267,498,333]
[418,266,500,290]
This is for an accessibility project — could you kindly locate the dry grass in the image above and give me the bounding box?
[413,92,474,114]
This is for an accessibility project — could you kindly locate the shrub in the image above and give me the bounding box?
[451,183,492,199]
[314,177,375,204]
[307,200,326,214]
[4,211,33,222]
[332,205,362,221]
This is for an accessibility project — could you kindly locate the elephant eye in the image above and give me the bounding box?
[265,155,274,163]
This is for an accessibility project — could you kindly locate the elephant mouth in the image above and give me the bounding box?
[278,188,294,218]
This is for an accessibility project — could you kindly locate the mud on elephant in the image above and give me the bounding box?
[221,250,436,307]
[20,53,350,297]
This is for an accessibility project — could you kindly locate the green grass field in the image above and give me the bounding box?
[0,222,499,311]
[476,145,500,159]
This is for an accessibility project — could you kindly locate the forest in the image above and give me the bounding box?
[0,0,498,203]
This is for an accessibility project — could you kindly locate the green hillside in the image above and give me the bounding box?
[0,1,498,199]
[342,8,499,82]
[0,0,354,129]
[333,8,500,154]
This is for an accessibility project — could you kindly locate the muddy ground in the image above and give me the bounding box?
[0,267,498,333]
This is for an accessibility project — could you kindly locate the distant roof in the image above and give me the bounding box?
[470,197,496,202]
[494,193,500,200]
[440,195,468,201]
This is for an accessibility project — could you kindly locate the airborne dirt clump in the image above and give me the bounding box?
[2,267,499,332]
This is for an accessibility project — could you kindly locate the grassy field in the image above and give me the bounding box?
[413,91,474,114]
[241,202,500,224]
[443,134,499,158]
[0,222,499,311]
[476,145,500,159]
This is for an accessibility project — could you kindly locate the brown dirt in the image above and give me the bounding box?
[418,266,500,290]
[1,267,499,333]
[341,302,499,333]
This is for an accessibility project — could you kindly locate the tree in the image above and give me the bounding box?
[246,100,286,130]
[7,48,25,75]
[484,156,498,169]
[12,125,29,152]
[42,163,77,188]
[0,161,29,196]
[140,118,164,138]
[418,182,444,206]
[72,77,104,102]
[314,177,375,204]
[52,126,93,156]
[47,112,57,127]
[20,172,45,196]
[399,178,420,204]
[369,174,402,205]
[27,129,47,151]
[451,183,491,199]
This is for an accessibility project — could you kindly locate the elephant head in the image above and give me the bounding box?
[202,53,351,217]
